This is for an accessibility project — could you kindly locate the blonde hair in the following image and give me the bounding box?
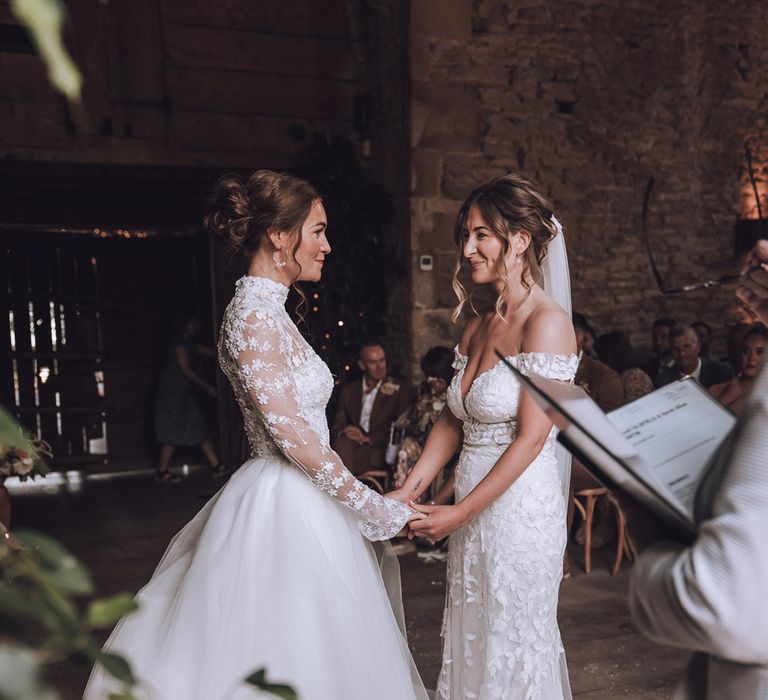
[451,173,558,322]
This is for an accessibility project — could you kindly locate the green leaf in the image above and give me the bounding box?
[45,563,93,596]
[9,0,83,101]
[0,583,42,622]
[14,530,70,568]
[35,587,80,637]
[244,668,298,700]
[93,651,136,686]
[0,407,37,456]
[14,530,93,595]
[107,693,139,700]
[87,594,137,629]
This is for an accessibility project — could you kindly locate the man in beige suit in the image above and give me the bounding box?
[629,240,768,699]
[331,342,413,476]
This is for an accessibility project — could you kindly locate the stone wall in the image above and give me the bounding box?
[409,0,768,372]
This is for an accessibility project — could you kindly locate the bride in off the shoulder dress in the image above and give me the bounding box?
[84,275,428,700]
[397,174,577,699]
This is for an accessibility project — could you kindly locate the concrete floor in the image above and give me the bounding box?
[10,470,686,699]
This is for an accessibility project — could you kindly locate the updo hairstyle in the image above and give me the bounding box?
[204,170,320,259]
[451,173,559,321]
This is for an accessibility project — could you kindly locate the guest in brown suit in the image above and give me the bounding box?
[331,342,414,475]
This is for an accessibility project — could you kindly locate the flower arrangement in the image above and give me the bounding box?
[0,437,51,481]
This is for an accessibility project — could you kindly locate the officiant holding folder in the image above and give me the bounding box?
[628,240,768,700]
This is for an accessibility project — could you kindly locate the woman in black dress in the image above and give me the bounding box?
[154,314,225,481]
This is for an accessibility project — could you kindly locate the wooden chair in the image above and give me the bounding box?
[572,487,634,576]
[358,469,391,494]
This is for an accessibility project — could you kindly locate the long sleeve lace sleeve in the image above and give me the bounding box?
[233,309,411,541]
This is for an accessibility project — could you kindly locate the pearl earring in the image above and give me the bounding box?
[273,250,287,268]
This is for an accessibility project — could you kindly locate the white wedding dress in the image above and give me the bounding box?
[84,275,428,700]
[438,348,579,700]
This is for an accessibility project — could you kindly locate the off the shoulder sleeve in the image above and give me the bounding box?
[231,309,411,541]
[516,352,580,382]
[451,345,467,371]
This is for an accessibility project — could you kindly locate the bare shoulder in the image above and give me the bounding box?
[458,314,484,355]
[521,301,577,355]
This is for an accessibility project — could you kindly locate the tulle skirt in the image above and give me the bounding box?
[84,456,428,700]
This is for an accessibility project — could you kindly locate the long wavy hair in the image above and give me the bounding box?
[451,173,559,322]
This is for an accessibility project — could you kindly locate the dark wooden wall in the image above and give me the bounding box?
[0,0,369,168]
[0,0,412,471]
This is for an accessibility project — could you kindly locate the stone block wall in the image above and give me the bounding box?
[410,0,768,373]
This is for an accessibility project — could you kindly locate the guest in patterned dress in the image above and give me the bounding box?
[392,346,456,499]
[594,330,655,404]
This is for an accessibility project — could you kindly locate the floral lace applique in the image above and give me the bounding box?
[218,276,410,541]
[439,350,577,699]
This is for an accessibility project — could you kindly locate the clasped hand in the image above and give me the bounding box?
[387,488,466,541]
[341,425,370,446]
[406,502,468,541]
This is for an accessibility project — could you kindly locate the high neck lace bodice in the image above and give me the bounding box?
[216,277,411,541]
[235,275,289,308]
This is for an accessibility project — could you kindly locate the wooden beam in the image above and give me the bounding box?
[163,23,363,81]
[161,0,357,40]
[165,65,361,121]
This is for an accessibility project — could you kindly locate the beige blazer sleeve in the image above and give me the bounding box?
[629,363,768,666]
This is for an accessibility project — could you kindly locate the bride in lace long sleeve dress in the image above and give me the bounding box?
[393,174,578,700]
[84,171,427,700]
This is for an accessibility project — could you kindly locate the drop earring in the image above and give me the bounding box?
[273,249,287,268]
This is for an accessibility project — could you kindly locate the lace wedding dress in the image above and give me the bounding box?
[84,275,428,700]
[438,348,579,700]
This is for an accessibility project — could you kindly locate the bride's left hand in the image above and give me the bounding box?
[407,501,467,541]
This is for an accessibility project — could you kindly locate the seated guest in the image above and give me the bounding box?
[691,320,712,359]
[566,314,624,576]
[709,325,767,415]
[723,321,753,372]
[628,239,768,700]
[393,346,456,494]
[582,321,598,358]
[331,341,413,476]
[573,312,624,411]
[595,331,655,404]
[656,324,734,389]
[643,316,677,385]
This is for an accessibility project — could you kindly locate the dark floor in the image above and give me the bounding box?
[10,471,686,699]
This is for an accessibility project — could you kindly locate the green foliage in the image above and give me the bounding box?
[10,0,83,101]
[244,669,299,700]
[87,594,138,630]
[0,407,36,456]
[0,526,140,700]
